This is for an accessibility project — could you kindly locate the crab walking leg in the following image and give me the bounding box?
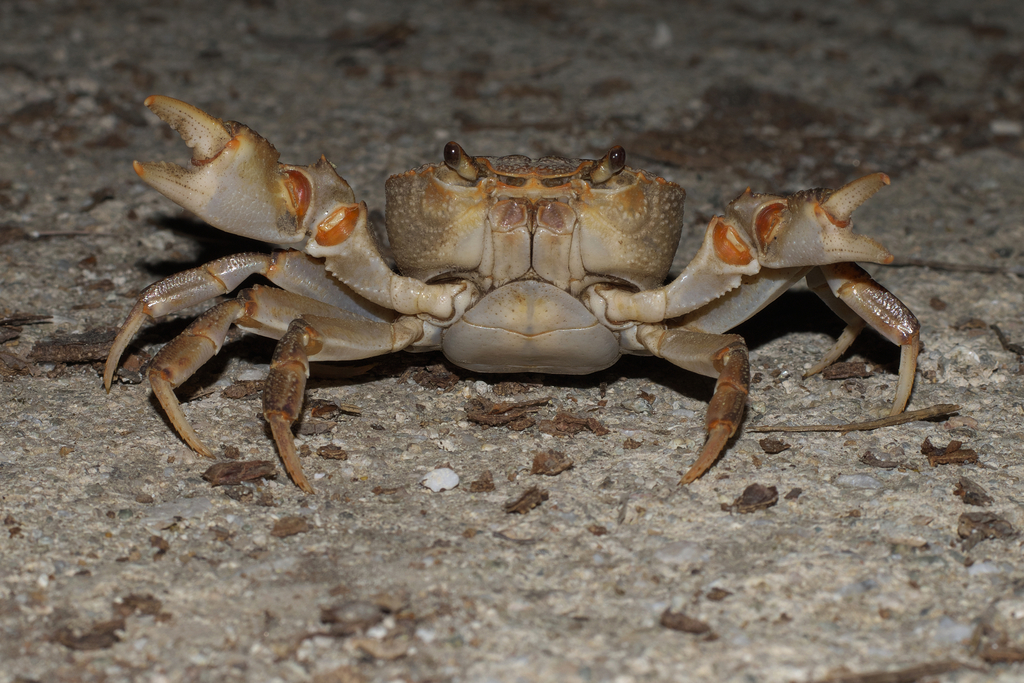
[805,263,920,414]
[142,285,421,490]
[146,299,248,460]
[104,250,390,390]
[637,325,749,484]
[261,313,424,493]
[263,319,319,494]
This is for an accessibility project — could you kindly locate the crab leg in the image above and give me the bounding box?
[141,285,422,492]
[637,325,749,483]
[805,263,919,414]
[261,312,423,492]
[104,250,391,391]
[263,319,319,493]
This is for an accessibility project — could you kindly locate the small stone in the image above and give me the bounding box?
[420,467,459,492]
[834,474,883,489]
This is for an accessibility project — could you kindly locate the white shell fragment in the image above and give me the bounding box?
[420,468,460,492]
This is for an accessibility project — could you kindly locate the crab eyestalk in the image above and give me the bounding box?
[590,146,626,183]
[443,141,479,181]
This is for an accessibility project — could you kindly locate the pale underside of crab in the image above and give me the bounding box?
[104,96,920,494]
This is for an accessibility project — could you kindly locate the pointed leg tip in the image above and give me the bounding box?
[132,160,146,177]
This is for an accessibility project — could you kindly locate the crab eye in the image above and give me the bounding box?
[443,141,478,181]
[591,145,626,184]
[754,201,787,248]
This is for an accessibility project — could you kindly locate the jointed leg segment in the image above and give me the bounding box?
[805,263,920,414]
[638,325,750,483]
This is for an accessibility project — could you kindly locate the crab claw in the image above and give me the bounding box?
[821,172,890,225]
[727,172,893,269]
[135,96,356,248]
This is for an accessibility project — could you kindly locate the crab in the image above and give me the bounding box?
[104,96,920,494]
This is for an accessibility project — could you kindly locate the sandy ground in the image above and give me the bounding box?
[1,1,1023,682]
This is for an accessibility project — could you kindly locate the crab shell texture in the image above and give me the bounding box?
[107,96,919,493]
[383,147,685,374]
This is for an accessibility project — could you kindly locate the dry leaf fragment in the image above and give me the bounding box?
[531,450,573,475]
[29,328,115,363]
[921,437,978,466]
[978,643,1024,664]
[150,534,170,560]
[953,476,993,506]
[721,483,778,513]
[469,470,495,492]
[538,411,610,437]
[821,361,873,380]
[271,516,310,538]
[705,588,732,601]
[758,437,790,454]
[222,380,263,398]
[958,512,1016,551]
[660,609,712,634]
[407,363,460,391]
[349,637,409,660]
[52,618,125,650]
[465,396,550,430]
[203,460,277,486]
[859,451,900,469]
[504,486,548,514]
[113,594,164,618]
[318,444,348,460]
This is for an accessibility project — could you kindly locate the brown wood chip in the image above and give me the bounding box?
[469,470,495,492]
[113,594,164,618]
[465,396,550,430]
[52,618,125,650]
[859,451,900,469]
[492,381,540,396]
[29,328,116,363]
[921,437,978,467]
[587,524,608,536]
[721,483,778,513]
[978,643,1024,664]
[705,588,732,601]
[318,444,349,460]
[953,476,993,506]
[958,512,1016,551]
[659,608,711,634]
[822,361,873,380]
[406,363,460,391]
[504,486,548,514]
[531,450,573,475]
[271,516,309,537]
[807,660,967,683]
[537,411,610,437]
[222,380,263,398]
[758,437,790,454]
[203,460,277,486]
[311,402,341,418]
[623,437,642,450]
